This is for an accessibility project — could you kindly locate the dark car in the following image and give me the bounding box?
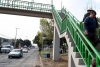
[0,46,2,53]
[8,49,23,58]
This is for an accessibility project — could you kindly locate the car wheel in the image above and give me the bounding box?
[8,56,11,59]
[20,55,22,58]
[21,55,23,58]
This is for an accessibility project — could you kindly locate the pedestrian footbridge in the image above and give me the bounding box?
[0,0,100,67]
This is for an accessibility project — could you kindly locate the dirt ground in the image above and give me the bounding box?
[36,50,68,67]
[41,53,68,67]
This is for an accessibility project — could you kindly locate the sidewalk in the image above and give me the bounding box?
[34,51,42,67]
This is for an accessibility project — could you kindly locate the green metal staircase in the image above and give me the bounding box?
[52,6,100,67]
[0,0,100,67]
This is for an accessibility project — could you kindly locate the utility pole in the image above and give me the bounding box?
[32,0,34,2]
[61,1,62,9]
[42,37,46,50]
[26,36,27,39]
[14,28,20,48]
[51,0,52,5]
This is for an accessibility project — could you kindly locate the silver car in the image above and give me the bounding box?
[8,49,23,58]
[22,48,28,53]
[1,45,13,53]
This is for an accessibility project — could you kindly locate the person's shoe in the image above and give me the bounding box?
[98,38,100,43]
[92,59,96,67]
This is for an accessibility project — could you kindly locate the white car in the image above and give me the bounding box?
[8,49,23,58]
[22,49,28,53]
[1,45,13,53]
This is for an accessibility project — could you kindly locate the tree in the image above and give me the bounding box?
[18,39,24,47]
[97,17,100,22]
[33,32,42,48]
[40,19,54,39]
[39,19,54,47]
[24,39,32,47]
[33,19,54,49]
[12,38,24,48]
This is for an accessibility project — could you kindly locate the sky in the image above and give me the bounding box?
[0,0,100,45]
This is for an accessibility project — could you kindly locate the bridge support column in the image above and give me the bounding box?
[53,26,60,60]
[68,46,75,67]
[68,46,71,67]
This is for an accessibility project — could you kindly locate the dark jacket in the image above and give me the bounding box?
[83,13,90,22]
[83,13,98,28]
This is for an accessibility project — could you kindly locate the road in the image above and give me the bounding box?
[0,48,39,67]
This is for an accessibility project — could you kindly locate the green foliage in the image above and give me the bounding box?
[33,19,54,48]
[33,32,42,48]
[24,39,31,47]
[14,38,31,48]
[40,19,54,39]
[97,17,100,22]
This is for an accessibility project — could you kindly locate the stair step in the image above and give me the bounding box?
[72,52,96,67]
[78,58,92,65]
[95,43,100,47]
[95,47,100,52]
[75,52,100,58]
[75,52,81,58]
[78,65,92,67]
[58,12,65,19]
[66,31,74,47]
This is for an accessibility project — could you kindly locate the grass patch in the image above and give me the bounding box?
[39,49,52,57]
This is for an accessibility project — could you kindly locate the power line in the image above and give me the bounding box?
[0,34,12,39]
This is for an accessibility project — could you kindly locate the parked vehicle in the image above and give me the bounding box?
[0,46,2,53]
[27,47,30,50]
[8,49,23,58]
[1,45,13,53]
[22,48,28,53]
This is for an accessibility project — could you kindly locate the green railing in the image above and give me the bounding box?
[52,6,100,67]
[52,6,62,31]
[61,7,100,36]
[61,7,84,32]
[0,0,52,12]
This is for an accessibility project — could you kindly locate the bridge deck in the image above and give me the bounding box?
[0,0,52,18]
[0,7,52,18]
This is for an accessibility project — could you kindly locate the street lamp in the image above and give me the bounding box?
[31,0,34,2]
[14,28,20,48]
[61,1,62,9]
[42,37,46,50]
[51,0,53,5]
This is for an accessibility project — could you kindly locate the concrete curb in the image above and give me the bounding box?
[39,56,43,67]
[39,52,43,67]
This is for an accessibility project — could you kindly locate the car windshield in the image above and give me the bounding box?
[12,50,20,52]
[23,49,27,50]
[5,46,11,48]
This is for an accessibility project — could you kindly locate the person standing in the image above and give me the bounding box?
[81,9,95,31]
[84,10,99,51]
[83,9,93,22]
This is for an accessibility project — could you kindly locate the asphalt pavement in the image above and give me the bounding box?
[0,48,39,67]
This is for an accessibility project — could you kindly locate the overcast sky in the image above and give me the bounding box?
[0,0,100,45]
